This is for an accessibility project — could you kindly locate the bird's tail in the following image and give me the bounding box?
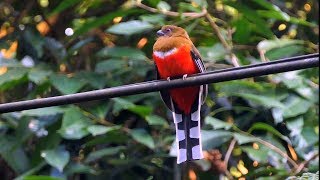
[171,87,203,164]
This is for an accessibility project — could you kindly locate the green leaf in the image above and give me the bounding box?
[24,175,63,180]
[50,0,81,15]
[130,129,155,149]
[233,133,257,145]
[242,146,268,163]
[0,68,28,91]
[257,39,303,53]
[157,1,171,11]
[58,107,92,139]
[145,115,169,127]
[301,127,318,146]
[205,116,232,130]
[248,122,291,143]
[85,146,126,163]
[282,96,312,118]
[107,20,153,35]
[96,47,147,60]
[74,9,138,36]
[201,130,233,150]
[22,107,65,116]
[50,74,87,94]
[87,125,120,136]
[28,68,52,84]
[95,59,127,73]
[266,45,304,60]
[112,98,152,117]
[198,43,227,62]
[74,71,107,89]
[41,147,70,172]
[234,93,285,109]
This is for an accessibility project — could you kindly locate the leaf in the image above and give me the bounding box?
[248,122,291,144]
[50,0,81,15]
[265,45,304,60]
[233,93,285,109]
[257,39,303,53]
[242,146,268,163]
[107,20,153,35]
[87,125,120,136]
[74,71,107,89]
[301,127,318,146]
[282,96,312,118]
[205,116,232,130]
[145,115,169,127]
[95,59,127,73]
[0,68,28,91]
[286,116,303,137]
[44,37,67,61]
[58,108,92,139]
[24,176,63,180]
[22,107,65,116]
[50,74,87,94]
[198,43,227,62]
[41,147,70,172]
[74,9,138,36]
[157,1,171,11]
[85,146,126,163]
[201,130,233,150]
[96,47,147,60]
[233,133,257,145]
[28,68,52,84]
[112,98,152,117]
[130,129,155,149]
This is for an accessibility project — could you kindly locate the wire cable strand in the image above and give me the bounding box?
[0,53,318,113]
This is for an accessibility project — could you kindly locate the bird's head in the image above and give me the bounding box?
[156,25,189,39]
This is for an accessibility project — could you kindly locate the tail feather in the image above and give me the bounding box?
[171,86,204,164]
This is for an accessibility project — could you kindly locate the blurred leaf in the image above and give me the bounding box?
[286,116,303,137]
[257,39,303,53]
[282,96,312,118]
[248,122,291,143]
[233,133,257,145]
[87,125,120,136]
[145,115,169,127]
[286,171,319,180]
[107,20,153,35]
[265,45,304,60]
[74,71,107,89]
[205,116,232,130]
[130,129,155,149]
[95,59,127,73]
[140,14,165,25]
[190,0,208,8]
[198,43,227,62]
[242,146,268,163]
[44,37,67,61]
[301,127,318,146]
[96,47,147,60]
[0,68,28,91]
[201,130,233,150]
[41,147,70,172]
[24,175,63,180]
[50,0,81,15]
[113,98,152,117]
[22,107,65,116]
[85,146,126,163]
[74,9,138,36]
[28,68,52,84]
[157,1,171,11]
[50,74,87,94]
[58,107,92,139]
[234,93,285,109]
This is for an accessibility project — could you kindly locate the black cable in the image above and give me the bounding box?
[0,53,318,113]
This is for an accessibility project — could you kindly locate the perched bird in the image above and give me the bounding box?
[153,25,207,164]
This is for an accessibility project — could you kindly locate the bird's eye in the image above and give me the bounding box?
[165,28,171,32]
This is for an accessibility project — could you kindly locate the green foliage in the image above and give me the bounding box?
[0,0,318,179]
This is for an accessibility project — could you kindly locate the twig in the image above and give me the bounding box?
[224,138,237,168]
[293,153,319,175]
[205,13,240,67]
[135,1,207,18]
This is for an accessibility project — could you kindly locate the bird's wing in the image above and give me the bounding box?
[190,45,208,105]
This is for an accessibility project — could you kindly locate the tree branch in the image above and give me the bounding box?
[293,153,319,175]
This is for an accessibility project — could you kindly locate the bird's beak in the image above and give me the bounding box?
[156,30,165,37]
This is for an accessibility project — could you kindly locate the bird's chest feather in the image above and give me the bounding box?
[153,46,199,79]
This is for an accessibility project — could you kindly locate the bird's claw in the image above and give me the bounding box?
[182,74,188,80]
[167,77,171,81]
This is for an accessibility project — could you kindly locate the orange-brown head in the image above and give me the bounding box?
[153,25,193,52]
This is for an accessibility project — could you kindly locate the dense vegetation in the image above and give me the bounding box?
[0,0,318,179]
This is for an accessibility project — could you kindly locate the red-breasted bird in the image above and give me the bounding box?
[153,25,207,164]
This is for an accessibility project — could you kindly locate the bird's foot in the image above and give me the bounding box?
[182,74,188,80]
[167,77,171,81]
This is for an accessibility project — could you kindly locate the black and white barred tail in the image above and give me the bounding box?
[171,86,204,164]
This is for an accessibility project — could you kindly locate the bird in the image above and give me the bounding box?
[152,25,207,164]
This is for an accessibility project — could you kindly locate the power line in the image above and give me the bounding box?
[0,53,318,113]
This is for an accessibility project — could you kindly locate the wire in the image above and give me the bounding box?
[0,53,318,113]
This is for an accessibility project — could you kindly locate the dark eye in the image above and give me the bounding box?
[165,28,171,33]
